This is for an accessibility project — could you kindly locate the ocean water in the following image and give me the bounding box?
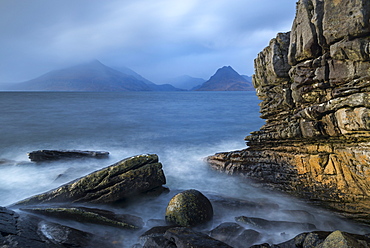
[0,91,368,246]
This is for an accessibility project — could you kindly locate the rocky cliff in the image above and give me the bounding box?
[207,0,370,223]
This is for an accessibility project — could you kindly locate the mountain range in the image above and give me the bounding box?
[3,61,254,91]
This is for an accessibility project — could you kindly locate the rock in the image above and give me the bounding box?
[13,154,166,205]
[163,227,232,248]
[140,226,232,248]
[165,189,213,227]
[250,244,271,248]
[20,206,144,229]
[0,206,18,235]
[143,236,177,248]
[258,230,370,248]
[276,231,329,248]
[209,222,261,248]
[209,194,279,213]
[321,230,370,248]
[0,206,115,247]
[209,222,244,244]
[139,226,176,245]
[38,221,111,248]
[235,216,316,231]
[207,0,370,223]
[28,149,109,162]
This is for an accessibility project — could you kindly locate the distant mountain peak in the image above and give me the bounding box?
[196,66,254,91]
[5,60,183,92]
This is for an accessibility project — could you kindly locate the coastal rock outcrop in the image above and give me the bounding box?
[28,149,109,162]
[13,154,166,205]
[207,0,370,223]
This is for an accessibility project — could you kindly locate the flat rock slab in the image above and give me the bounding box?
[28,149,109,162]
[20,206,144,229]
[13,154,166,205]
[0,207,114,247]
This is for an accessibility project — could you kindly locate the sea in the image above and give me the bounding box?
[0,91,368,246]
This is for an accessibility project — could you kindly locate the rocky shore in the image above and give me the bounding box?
[207,0,370,224]
[0,153,369,247]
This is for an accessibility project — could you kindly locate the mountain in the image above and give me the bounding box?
[163,75,206,90]
[242,75,253,83]
[196,66,254,91]
[114,66,181,91]
[7,60,180,91]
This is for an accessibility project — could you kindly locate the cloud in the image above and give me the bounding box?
[0,0,296,83]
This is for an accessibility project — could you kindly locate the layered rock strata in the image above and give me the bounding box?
[208,0,370,222]
[13,154,166,205]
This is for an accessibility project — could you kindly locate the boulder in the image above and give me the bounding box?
[13,154,166,205]
[321,230,370,248]
[28,149,109,162]
[165,189,213,227]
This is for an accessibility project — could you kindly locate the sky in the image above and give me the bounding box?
[0,0,297,84]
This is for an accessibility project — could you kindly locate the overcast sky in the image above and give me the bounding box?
[0,0,297,83]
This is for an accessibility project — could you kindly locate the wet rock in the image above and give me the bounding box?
[250,243,272,248]
[143,236,177,248]
[210,195,279,213]
[0,206,18,235]
[253,230,370,248]
[209,222,244,243]
[321,230,370,248]
[165,189,213,227]
[28,149,109,162]
[139,226,232,248]
[209,222,261,248]
[234,229,262,248]
[21,206,144,229]
[276,231,329,248]
[163,227,232,248]
[0,206,114,247]
[13,154,166,205]
[38,221,111,248]
[139,226,176,245]
[235,216,316,231]
[207,0,370,223]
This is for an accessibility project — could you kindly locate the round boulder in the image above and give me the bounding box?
[165,189,213,227]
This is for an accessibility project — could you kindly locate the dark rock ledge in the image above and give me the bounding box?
[28,149,109,162]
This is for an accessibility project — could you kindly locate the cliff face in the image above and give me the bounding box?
[208,0,370,223]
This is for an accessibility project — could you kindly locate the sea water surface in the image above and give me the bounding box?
[0,91,368,246]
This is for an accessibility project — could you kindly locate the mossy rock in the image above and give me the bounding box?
[165,189,213,227]
[12,154,166,206]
